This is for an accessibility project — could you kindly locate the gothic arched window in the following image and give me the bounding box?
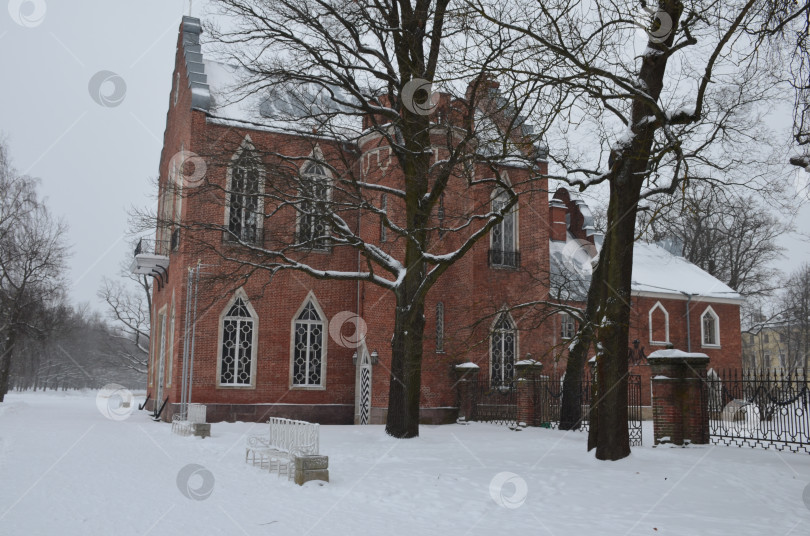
[226,142,262,243]
[297,162,330,250]
[291,296,326,387]
[219,293,257,386]
[491,312,517,385]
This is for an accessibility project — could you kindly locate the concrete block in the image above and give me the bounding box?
[192,423,211,438]
[294,455,329,485]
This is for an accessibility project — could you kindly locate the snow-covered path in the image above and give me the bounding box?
[1,391,809,535]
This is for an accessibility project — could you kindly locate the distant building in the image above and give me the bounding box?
[742,322,806,371]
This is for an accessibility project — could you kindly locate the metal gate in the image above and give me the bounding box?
[469,373,643,446]
[528,372,642,446]
[470,380,517,426]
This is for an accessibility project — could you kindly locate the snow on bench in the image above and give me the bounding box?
[245,417,320,479]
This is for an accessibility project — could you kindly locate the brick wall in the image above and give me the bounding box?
[628,295,742,406]
[146,20,556,423]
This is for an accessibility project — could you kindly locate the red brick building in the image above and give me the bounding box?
[135,17,742,423]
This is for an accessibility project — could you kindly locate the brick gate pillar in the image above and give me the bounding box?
[515,359,544,427]
[453,363,480,423]
[648,349,710,446]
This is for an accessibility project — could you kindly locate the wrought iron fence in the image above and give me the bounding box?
[134,237,171,256]
[524,372,643,446]
[470,380,517,426]
[707,368,810,454]
[468,373,643,447]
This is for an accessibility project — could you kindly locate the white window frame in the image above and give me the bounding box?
[490,311,518,386]
[560,312,576,340]
[216,289,259,389]
[700,306,721,348]
[648,301,670,346]
[489,181,519,268]
[224,135,265,244]
[289,292,328,390]
[296,149,332,251]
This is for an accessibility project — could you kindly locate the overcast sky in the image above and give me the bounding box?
[1,0,191,309]
[1,0,808,313]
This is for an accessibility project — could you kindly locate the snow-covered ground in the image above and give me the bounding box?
[1,391,809,535]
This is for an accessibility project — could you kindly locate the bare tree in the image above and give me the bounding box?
[0,140,69,402]
[778,264,810,372]
[9,305,143,392]
[638,184,789,298]
[97,259,151,375]
[470,0,807,459]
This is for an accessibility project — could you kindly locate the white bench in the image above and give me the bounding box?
[245,417,320,478]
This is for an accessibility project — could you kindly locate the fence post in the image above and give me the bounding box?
[453,363,480,423]
[515,360,544,427]
[648,349,710,446]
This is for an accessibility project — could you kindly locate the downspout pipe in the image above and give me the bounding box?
[681,292,693,352]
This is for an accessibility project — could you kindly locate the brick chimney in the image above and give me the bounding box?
[549,198,567,242]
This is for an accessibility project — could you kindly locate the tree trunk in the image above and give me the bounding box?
[386,292,426,438]
[0,328,17,403]
[586,185,639,460]
[583,0,684,460]
[559,257,605,429]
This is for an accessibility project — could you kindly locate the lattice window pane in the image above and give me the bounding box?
[237,320,253,383]
[491,331,503,384]
[221,320,236,384]
[220,298,254,385]
[298,163,330,249]
[561,313,576,339]
[308,324,322,384]
[492,201,504,251]
[293,323,309,384]
[491,314,516,385]
[229,154,260,242]
[502,331,515,382]
[227,298,250,318]
[503,211,514,252]
[298,302,320,321]
[703,314,716,345]
[490,193,518,267]
[292,300,325,386]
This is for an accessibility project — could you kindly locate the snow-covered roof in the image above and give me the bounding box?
[548,185,742,303]
[185,17,539,158]
[202,59,363,139]
[549,235,743,303]
[630,242,742,301]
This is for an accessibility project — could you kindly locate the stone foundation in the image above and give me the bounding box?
[162,403,354,424]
